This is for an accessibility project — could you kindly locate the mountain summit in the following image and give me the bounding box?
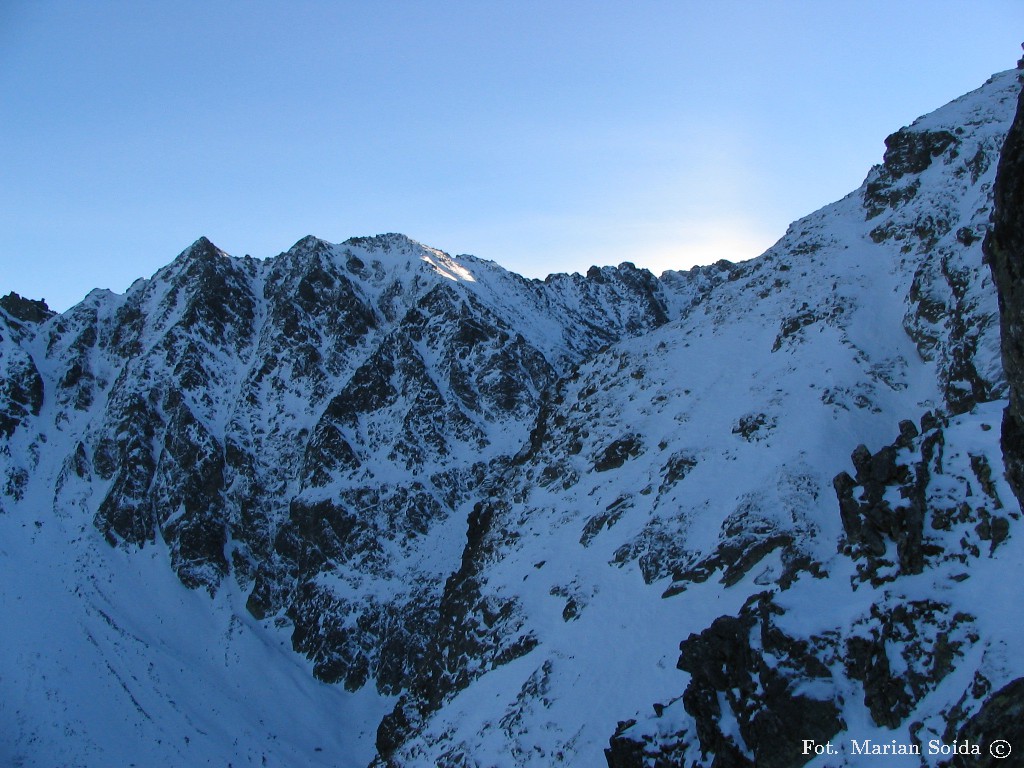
[2,67,1024,767]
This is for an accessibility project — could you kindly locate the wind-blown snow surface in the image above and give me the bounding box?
[0,68,1022,767]
[0,510,390,767]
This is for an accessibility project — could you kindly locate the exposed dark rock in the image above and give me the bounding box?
[274,498,368,575]
[608,596,842,768]
[731,412,776,441]
[0,342,44,439]
[606,722,643,767]
[835,423,939,583]
[658,451,698,494]
[93,393,161,546]
[864,128,959,219]
[580,494,632,547]
[846,601,973,728]
[0,292,53,324]
[986,78,1024,508]
[594,434,643,472]
[772,310,820,351]
[945,677,1024,768]
[896,418,920,449]
[884,128,959,179]
[288,581,436,693]
[905,247,1003,415]
[374,496,535,761]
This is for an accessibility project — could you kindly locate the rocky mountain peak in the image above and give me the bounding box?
[0,292,53,325]
[285,233,334,258]
[176,234,226,262]
[343,232,428,253]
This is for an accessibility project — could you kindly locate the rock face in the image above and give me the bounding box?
[986,70,1024,508]
[676,597,842,768]
[4,68,1024,768]
[0,294,50,443]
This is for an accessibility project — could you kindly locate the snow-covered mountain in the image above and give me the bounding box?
[3,63,1024,767]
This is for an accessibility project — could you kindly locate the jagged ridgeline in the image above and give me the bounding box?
[2,64,1024,768]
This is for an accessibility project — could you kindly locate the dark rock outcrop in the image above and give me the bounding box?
[986,74,1024,508]
[864,128,959,219]
[833,413,939,584]
[606,595,843,768]
[946,677,1024,768]
[0,292,53,325]
[845,601,974,729]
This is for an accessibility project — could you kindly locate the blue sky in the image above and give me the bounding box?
[2,1,1022,311]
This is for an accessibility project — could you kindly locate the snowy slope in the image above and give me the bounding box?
[374,68,1024,766]
[0,502,391,768]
